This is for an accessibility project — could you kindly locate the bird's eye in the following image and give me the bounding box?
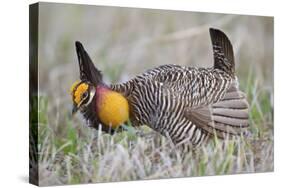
[82,92,88,99]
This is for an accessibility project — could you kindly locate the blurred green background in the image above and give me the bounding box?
[34,2,273,186]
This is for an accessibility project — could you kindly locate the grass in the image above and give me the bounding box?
[31,68,273,186]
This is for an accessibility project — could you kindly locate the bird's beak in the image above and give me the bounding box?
[72,104,78,116]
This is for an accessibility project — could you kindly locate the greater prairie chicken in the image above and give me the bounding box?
[70,28,249,149]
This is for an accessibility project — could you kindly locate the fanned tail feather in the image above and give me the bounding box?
[186,80,249,139]
[210,28,235,78]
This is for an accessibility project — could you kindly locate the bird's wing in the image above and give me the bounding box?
[185,80,249,138]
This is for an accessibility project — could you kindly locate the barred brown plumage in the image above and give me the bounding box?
[71,28,249,151]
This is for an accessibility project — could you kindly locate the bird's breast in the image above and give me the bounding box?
[96,90,129,129]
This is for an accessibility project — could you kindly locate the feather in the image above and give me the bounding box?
[210,28,235,77]
[75,41,103,86]
[185,80,249,138]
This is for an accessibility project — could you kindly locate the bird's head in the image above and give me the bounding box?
[70,80,94,115]
[71,41,129,130]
